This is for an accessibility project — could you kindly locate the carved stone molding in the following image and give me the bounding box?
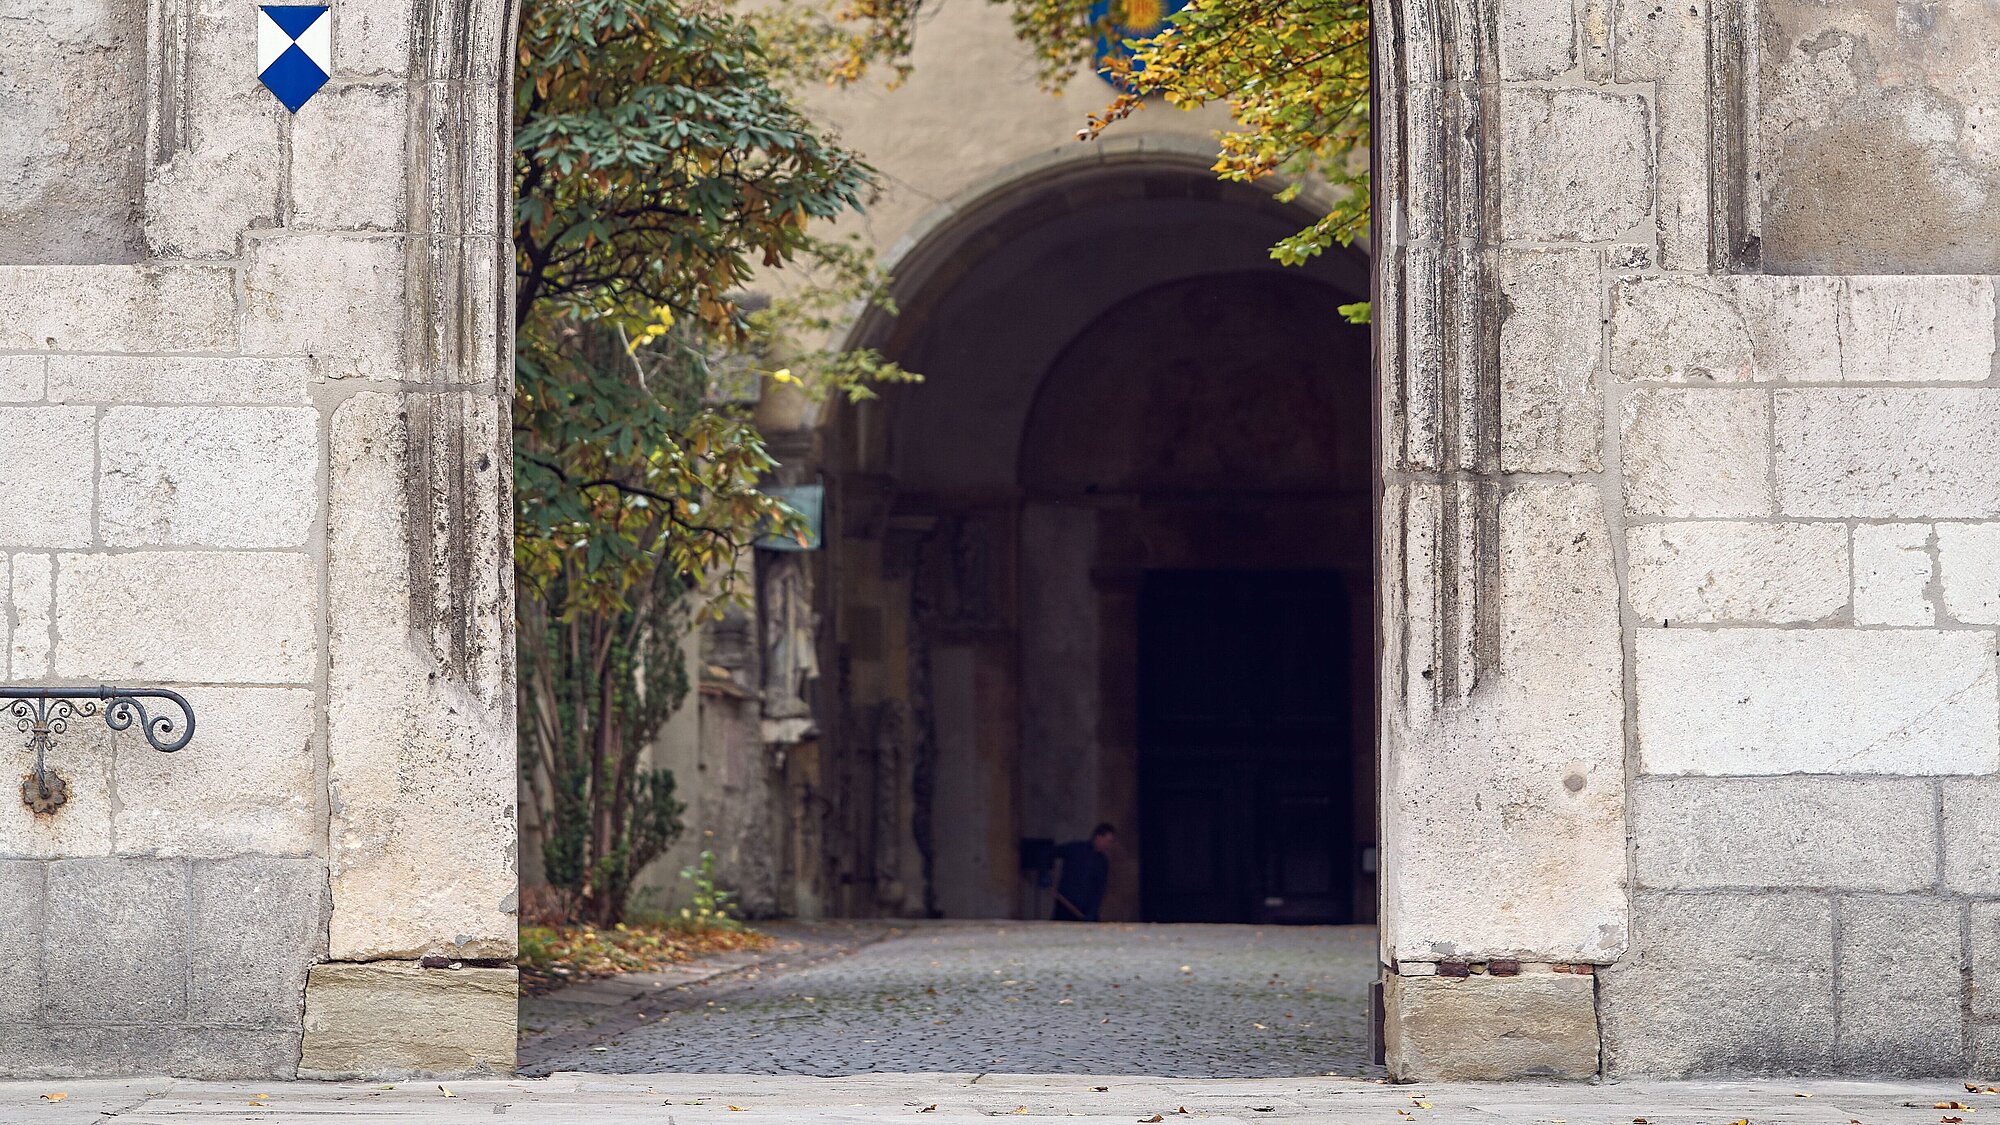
[406,0,516,386]
[1374,0,1502,710]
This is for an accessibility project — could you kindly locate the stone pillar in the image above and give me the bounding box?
[0,0,517,1080]
[1382,0,2000,1080]
[1373,0,1625,1080]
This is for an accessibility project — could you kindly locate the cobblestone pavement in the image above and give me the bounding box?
[523,921,1379,1078]
[5,1073,1984,1125]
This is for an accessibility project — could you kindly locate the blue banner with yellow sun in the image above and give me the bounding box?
[1090,0,1191,88]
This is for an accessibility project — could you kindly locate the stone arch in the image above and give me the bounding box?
[806,153,1376,925]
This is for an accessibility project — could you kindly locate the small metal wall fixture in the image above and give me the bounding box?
[5,687,196,814]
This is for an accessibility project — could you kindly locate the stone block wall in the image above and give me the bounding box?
[1378,0,2000,1080]
[1601,275,2000,1077]
[0,0,518,1080]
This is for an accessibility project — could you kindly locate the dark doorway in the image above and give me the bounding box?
[1137,570,1360,924]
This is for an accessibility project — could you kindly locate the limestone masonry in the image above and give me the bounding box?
[3,0,1998,1085]
[0,0,518,1079]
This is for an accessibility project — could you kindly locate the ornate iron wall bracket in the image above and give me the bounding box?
[5,687,195,814]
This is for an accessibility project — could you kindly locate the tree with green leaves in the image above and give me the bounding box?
[514,0,909,926]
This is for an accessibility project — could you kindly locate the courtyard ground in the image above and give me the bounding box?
[6,923,1989,1122]
[523,921,1380,1077]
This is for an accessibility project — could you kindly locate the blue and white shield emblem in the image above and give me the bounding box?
[257,5,331,113]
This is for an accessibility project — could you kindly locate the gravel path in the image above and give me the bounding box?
[522,921,1379,1078]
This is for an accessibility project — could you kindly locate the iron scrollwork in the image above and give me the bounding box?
[5,687,195,814]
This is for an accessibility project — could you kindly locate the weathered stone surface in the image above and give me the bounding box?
[1636,629,1998,776]
[1844,277,1997,383]
[1620,389,1773,517]
[1612,0,1708,241]
[188,858,325,1027]
[242,236,406,374]
[54,552,317,683]
[1625,521,1846,623]
[1944,779,2000,895]
[293,85,408,231]
[0,265,236,352]
[48,356,314,404]
[0,356,44,402]
[1498,0,1576,80]
[0,1025,300,1079]
[1972,903,2000,1020]
[1612,0,1703,79]
[0,0,145,265]
[0,407,94,548]
[1776,389,2000,518]
[327,393,516,960]
[1837,895,1963,1075]
[1755,0,2000,274]
[0,861,42,1022]
[1601,892,1835,1076]
[1611,276,1841,383]
[1853,523,1937,625]
[7,552,51,678]
[1381,484,1627,964]
[1383,971,1598,1081]
[115,688,318,857]
[139,0,283,259]
[1938,523,2000,624]
[98,406,317,548]
[1631,777,1935,890]
[300,963,517,1079]
[1500,88,1652,242]
[332,0,416,76]
[41,858,187,1023]
[0,723,112,859]
[1499,249,1601,472]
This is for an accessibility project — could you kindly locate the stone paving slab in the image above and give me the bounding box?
[0,1074,1989,1125]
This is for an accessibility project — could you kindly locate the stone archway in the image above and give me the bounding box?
[789,154,1376,928]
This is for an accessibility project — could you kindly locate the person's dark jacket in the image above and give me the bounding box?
[1052,840,1108,921]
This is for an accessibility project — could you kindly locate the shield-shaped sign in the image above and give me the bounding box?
[257,5,331,113]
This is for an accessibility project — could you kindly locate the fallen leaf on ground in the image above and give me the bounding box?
[439,1086,455,1098]
[1938,1103,1974,1110]
[40,1094,66,1103]
[1946,1117,1964,1122]
[1415,1102,1433,1109]
[1795,1094,1813,1099]
[920,1106,937,1114]
[728,1107,744,1112]
[1140,1117,1164,1123]
[1633,1117,1648,1123]
[1093,1087,1110,1093]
